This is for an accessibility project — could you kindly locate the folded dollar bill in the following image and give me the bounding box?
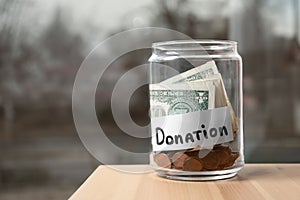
[150,60,238,134]
[161,61,219,84]
[149,81,215,117]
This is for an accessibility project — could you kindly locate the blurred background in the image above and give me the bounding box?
[0,0,300,199]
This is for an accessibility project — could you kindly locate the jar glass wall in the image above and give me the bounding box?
[148,40,244,181]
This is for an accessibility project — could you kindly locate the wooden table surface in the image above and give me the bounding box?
[70,164,300,200]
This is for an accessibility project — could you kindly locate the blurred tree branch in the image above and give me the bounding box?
[0,0,25,141]
[0,2,86,140]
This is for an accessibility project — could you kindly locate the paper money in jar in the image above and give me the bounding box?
[149,40,243,181]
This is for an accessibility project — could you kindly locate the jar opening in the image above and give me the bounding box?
[152,40,237,52]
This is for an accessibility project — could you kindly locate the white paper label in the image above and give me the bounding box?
[151,107,233,151]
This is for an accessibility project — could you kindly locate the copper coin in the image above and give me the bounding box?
[154,153,171,169]
[213,145,231,153]
[171,152,189,169]
[216,150,230,165]
[197,149,211,159]
[224,146,232,155]
[213,144,223,150]
[201,151,220,170]
[224,152,239,168]
[217,147,231,162]
[186,150,200,158]
[183,157,203,171]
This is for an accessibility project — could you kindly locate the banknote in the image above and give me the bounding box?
[190,74,239,134]
[161,60,219,84]
[149,81,215,117]
[153,60,238,134]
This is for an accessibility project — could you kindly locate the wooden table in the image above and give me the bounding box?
[70,164,300,200]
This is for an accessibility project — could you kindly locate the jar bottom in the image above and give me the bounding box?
[155,165,243,181]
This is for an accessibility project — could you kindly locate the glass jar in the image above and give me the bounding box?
[148,40,244,181]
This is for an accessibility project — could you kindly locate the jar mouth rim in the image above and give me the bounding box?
[152,40,237,51]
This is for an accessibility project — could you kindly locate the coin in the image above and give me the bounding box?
[224,152,239,168]
[183,157,203,171]
[172,152,189,169]
[154,153,171,169]
[201,151,220,170]
[215,148,231,165]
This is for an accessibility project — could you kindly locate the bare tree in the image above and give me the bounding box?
[41,8,84,67]
[0,0,29,141]
[152,0,228,38]
[39,7,85,109]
